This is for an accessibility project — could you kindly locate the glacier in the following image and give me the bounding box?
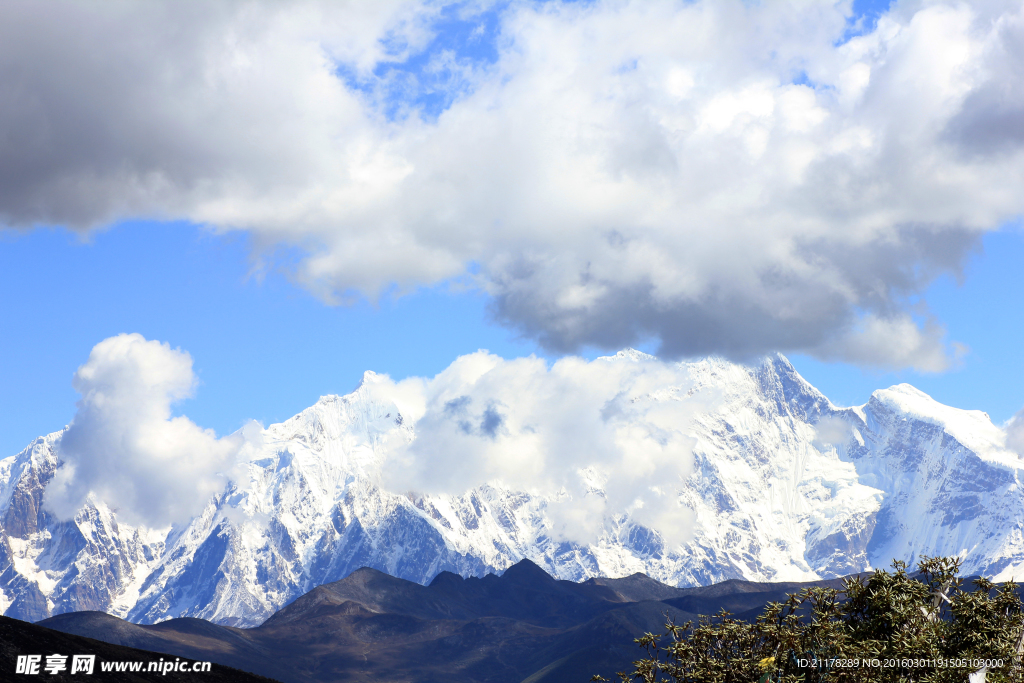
[2,351,1023,626]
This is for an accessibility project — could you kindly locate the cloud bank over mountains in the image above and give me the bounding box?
[3,1,1024,368]
[45,336,705,541]
[36,332,1024,544]
[376,349,703,544]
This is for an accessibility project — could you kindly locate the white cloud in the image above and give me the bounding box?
[813,414,854,449]
[4,1,1024,368]
[44,334,240,527]
[377,351,705,546]
[1007,408,1024,456]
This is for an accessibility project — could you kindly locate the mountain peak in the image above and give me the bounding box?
[428,570,464,588]
[870,383,992,429]
[868,382,1007,457]
[500,558,556,584]
[598,348,657,363]
[355,369,388,389]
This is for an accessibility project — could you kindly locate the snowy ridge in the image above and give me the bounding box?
[2,352,1023,626]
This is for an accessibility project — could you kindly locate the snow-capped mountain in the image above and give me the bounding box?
[2,352,1023,626]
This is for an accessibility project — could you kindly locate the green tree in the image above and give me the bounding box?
[594,557,1024,683]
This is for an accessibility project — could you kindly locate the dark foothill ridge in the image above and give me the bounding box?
[32,559,870,683]
[0,615,280,682]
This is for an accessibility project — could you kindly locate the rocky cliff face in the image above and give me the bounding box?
[2,352,1022,626]
[0,432,165,620]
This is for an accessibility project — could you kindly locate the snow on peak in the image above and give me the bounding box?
[868,383,1009,457]
[356,369,389,388]
[3,351,1024,626]
[598,348,656,362]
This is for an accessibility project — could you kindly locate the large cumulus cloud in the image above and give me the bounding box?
[45,334,241,527]
[4,0,1024,368]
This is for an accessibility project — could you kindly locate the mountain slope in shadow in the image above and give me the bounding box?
[39,560,855,683]
[0,615,280,682]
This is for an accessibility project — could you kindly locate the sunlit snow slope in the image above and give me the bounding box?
[2,353,1022,626]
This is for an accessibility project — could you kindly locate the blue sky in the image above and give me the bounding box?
[3,0,1024,457]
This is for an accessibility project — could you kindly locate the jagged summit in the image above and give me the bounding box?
[499,558,556,584]
[598,348,657,362]
[2,351,1023,627]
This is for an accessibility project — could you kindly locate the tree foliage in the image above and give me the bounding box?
[595,557,1024,683]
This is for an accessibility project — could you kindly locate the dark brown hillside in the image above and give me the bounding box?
[38,560,866,683]
[0,615,280,682]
